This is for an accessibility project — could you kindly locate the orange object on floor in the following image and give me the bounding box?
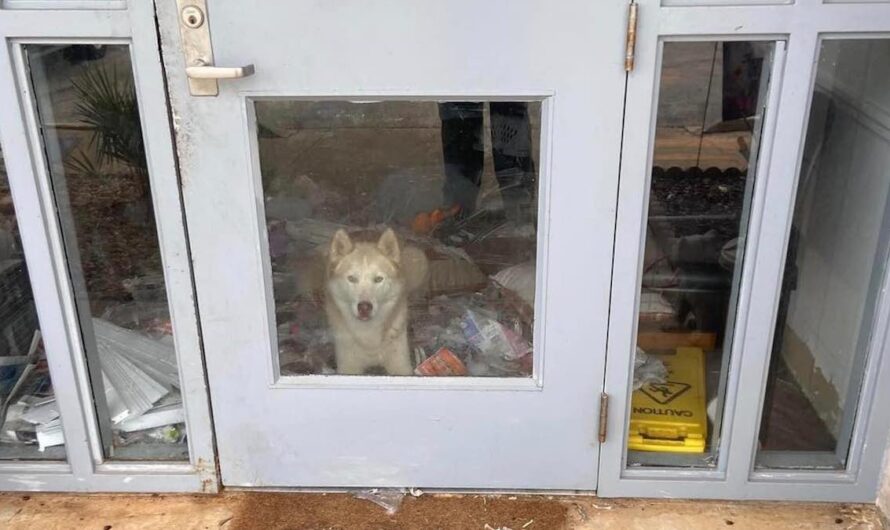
[411,204,461,235]
[414,347,467,376]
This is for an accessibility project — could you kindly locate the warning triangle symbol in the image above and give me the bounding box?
[641,381,691,405]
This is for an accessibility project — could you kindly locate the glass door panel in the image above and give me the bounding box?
[756,38,890,470]
[24,44,190,461]
[627,40,775,469]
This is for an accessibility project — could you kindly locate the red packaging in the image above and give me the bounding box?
[414,347,468,376]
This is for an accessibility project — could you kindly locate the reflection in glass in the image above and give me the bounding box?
[628,41,774,468]
[0,147,66,460]
[255,100,541,377]
[25,45,187,460]
[757,39,890,470]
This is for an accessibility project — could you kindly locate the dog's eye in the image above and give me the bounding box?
[373,276,384,283]
[347,275,358,283]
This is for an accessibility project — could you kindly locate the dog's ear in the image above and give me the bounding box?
[329,229,354,263]
[377,227,401,264]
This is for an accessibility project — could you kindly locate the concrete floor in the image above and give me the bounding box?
[0,492,883,530]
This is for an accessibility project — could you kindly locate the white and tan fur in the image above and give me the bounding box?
[325,228,427,375]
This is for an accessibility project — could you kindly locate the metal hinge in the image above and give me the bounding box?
[624,2,639,72]
[598,392,609,443]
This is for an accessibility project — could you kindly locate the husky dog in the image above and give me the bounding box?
[325,228,426,375]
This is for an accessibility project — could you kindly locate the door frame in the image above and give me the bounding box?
[601,0,890,502]
[0,2,216,492]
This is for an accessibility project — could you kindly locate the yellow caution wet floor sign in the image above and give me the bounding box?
[628,347,708,453]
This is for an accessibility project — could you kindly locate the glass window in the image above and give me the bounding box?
[627,41,774,468]
[25,44,187,460]
[255,100,541,377]
[756,38,890,470]
[0,146,66,461]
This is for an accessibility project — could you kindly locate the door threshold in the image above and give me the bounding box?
[223,486,597,497]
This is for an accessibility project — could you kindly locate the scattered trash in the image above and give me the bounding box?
[414,347,468,376]
[411,204,461,235]
[116,402,184,433]
[95,319,171,419]
[353,488,406,515]
[0,305,188,454]
[144,424,185,444]
[35,418,64,451]
[20,398,59,425]
[0,331,47,445]
[491,261,535,308]
[271,222,537,378]
[258,162,539,379]
[633,347,667,390]
[460,310,531,361]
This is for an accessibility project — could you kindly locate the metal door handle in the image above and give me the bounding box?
[186,63,255,80]
[176,0,253,95]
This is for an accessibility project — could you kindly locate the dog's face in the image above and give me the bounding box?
[326,228,405,322]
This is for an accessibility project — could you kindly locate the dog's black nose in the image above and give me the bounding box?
[357,301,373,318]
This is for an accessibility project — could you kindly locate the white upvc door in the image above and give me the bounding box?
[157,1,628,488]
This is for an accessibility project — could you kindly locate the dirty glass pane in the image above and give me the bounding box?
[255,100,540,377]
[0,148,66,461]
[627,41,774,468]
[756,38,890,470]
[25,45,188,460]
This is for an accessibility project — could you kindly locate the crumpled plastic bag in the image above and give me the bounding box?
[491,261,535,307]
[633,347,667,390]
[353,488,406,515]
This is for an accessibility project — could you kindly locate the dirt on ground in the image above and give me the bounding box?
[230,492,565,530]
[0,491,884,530]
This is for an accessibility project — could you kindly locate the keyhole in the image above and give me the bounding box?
[181,6,205,29]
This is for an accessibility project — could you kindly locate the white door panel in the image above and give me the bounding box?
[157,0,627,488]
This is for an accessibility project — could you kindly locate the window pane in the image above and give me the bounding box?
[0,147,66,461]
[255,100,540,377]
[757,38,890,470]
[25,44,187,460]
[627,41,774,468]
